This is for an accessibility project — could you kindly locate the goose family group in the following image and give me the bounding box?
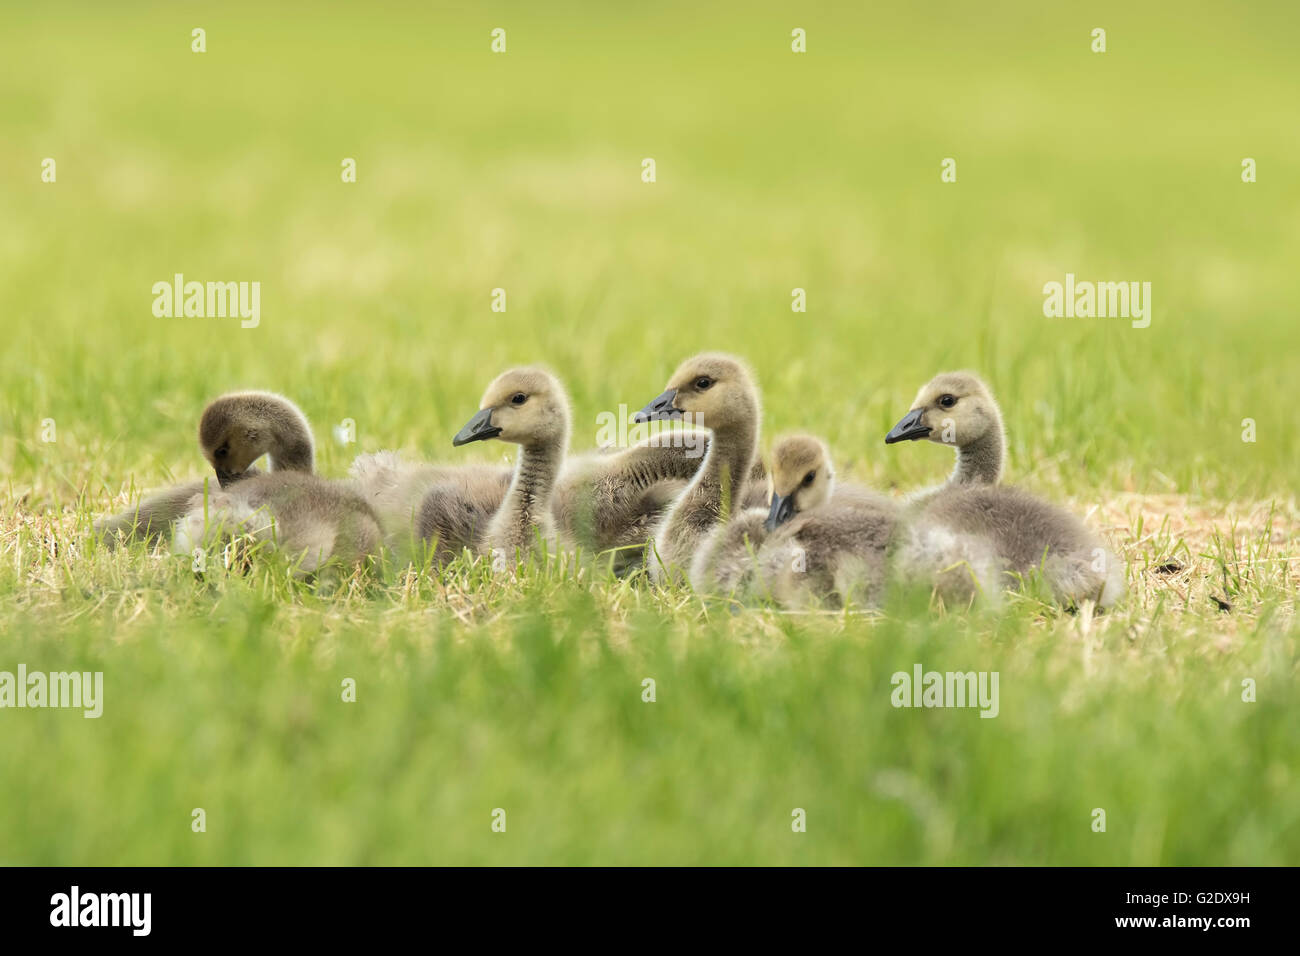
[95,353,1125,609]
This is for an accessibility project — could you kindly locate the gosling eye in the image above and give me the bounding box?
[214,446,228,459]
[511,393,528,406]
[938,394,958,409]
[694,377,714,390]
[802,470,816,486]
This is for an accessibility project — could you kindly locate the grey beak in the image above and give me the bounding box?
[885,408,932,444]
[453,407,502,446]
[765,492,796,532]
[633,388,682,424]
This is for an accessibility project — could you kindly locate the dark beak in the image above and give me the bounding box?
[453,407,502,446]
[215,464,261,488]
[632,388,682,424]
[765,492,796,532]
[885,408,932,444]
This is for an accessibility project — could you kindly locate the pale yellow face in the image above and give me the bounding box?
[887,371,999,447]
[634,352,758,431]
[766,435,834,529]
[455,367,570,448]
[773,436,832,501]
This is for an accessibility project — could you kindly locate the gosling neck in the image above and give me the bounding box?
[270,434,315,474]
[498,438,565,549]
[266,400,316,474]
[687,415,758,522]
[951,427,1003,486]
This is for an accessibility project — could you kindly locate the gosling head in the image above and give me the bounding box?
[632,352,759,434]
[765,435,835,531]
[198,391,314,487]
[453,366,571,451]
[884,371,1001,450]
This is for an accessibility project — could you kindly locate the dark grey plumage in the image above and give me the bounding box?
[413,465,514,565]
[695,435,902,606]
[554,432,717,572]
[350,451,512,564]
[95,478,212,546]
[758,491,902,609]
[900,486,1124,607]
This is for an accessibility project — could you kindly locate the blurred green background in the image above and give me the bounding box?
[3,0,1297,497]
[0,1,1296,864]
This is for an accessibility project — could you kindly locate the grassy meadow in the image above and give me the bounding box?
[0,1,1297,864]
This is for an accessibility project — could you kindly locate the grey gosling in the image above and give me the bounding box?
[172,392,379,576]
[451,366,572,563]
[755,436,903,609]
[885,372,1124,608]
[632,352,762,584]
[693,433,900,596]
[96,390,315,546]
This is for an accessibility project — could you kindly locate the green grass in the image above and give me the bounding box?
[1,0,1297,864]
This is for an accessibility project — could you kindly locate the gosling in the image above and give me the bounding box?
[885,373,1124,608]
[754,436,902,609]
[96,390,315,546]
[691,434,842,596]
[633,352,762,584]
[451,366,572,563]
